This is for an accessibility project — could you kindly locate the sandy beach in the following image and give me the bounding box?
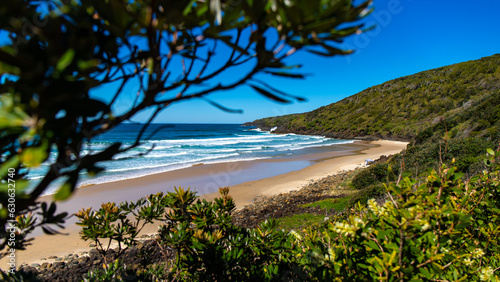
[2,140,407,267]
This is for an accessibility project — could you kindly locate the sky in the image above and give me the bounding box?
[3,0,500,124]
[143,0,500,124]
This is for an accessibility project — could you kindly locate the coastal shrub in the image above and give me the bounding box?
[350,168,374,190]
[346,184,386,212]
[399,137,496,176]
[83,259,170,281]
[83,259,128,282]
[157,187,302,281]
[297,149,500,281]
[445,138,496,172]
[75,193,166,257]
[76,187,304,280]
[351,163,397,190]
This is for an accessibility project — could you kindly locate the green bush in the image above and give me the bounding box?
[157,187,303,281]
[76,187,304,281]
[347,184,386,211]
[298,149,500,281]
[75,193,165,256]
[351,163,397,190]
[395,137,496,177]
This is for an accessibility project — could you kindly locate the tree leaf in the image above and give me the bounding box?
[263,71,305,79]
[0,156,19,179]
[249,85,291,104]
[320,43,354,55]
[307,49,336,57]
[54,183,73,201]
[202,98,243,113]
[252,79,307,102]
[56,49,75,72]
[20,144,48,168]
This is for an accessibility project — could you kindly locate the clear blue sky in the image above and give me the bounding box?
[3,1,500,124]
[135,0,499,124]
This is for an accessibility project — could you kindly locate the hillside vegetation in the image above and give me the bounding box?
[248,54,500,143]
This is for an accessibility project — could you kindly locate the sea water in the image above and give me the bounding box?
[27,123,353,195]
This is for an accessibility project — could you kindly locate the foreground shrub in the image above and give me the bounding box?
[75,193,165,257]
[299,149,500,281]
[76,187,304,280]
[158,187,303,281]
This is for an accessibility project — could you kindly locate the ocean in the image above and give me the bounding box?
[28,123,354,195]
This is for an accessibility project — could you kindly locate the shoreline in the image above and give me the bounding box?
[66,139,359,193]
[2,140,408,267]
[43,139,358,197]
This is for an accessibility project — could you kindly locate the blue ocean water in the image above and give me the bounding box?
[29,124,353,195]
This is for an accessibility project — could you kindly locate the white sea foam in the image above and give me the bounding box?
[142,151,189,158]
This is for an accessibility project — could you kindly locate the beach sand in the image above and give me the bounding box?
[2,140,407,267]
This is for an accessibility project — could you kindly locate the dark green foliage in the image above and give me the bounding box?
[75,193,166,256]
[351,169,379,190]
[75,187,307,281]
[299,151,500,281]
[346,184,386,210]
[397,137,496,177]
[157,187,303,281]
[351,163,398,190]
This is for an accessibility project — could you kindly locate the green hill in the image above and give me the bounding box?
[247,54,500,143]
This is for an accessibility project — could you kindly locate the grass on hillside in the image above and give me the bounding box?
[276,168,367,230]
[278,196,355,230]
[276,213,326,231]
[302,196,351,211]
